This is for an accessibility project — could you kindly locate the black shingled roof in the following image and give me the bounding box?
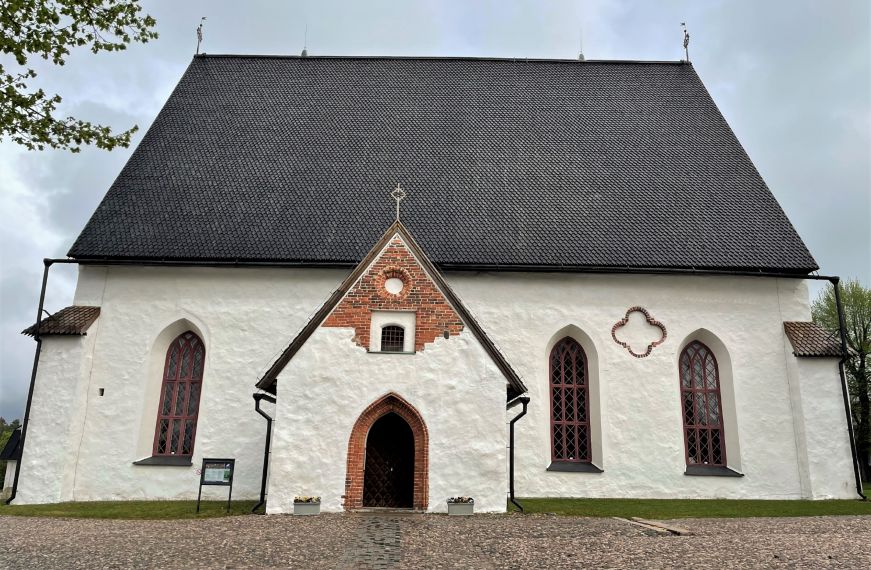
[69,55,817,273]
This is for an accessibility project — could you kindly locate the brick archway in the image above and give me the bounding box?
[344,393,429,510]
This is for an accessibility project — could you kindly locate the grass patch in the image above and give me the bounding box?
[509,497,871,519]
[0,500,258,520]
[2,496,869,520]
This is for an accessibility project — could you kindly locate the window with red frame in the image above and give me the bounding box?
[549,337,591,463]
[679,341,726,467]
[153,331,204,456]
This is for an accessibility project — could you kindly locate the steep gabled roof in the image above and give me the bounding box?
[69,55,816,273]
[256,220,527,400]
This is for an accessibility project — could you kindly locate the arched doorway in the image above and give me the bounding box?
[344,393,429,510]
[363,413,414,508]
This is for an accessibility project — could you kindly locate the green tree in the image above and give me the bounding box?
[812,279,871,482]
[0,0,158,152]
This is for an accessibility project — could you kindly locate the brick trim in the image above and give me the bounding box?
[344,392,429,510]
[611,306,667,358]
[374,266,412,301]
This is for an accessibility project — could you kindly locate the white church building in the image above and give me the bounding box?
[8,55,862,512]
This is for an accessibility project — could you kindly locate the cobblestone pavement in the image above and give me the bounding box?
[1,513,869,569]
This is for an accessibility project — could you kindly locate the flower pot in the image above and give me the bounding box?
[293,502,321,515]
[447,502,474,516]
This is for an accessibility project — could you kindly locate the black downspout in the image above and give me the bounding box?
[831,278,867,500]
[6,259,57,505]
[252,392,276,513]
[508,396,530,512]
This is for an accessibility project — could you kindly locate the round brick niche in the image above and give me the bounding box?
[376,267,411,300]
[385,277,404,295]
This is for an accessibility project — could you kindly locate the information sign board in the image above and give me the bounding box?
[196,458,235,512]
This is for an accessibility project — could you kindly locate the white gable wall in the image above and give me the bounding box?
[267,327,508,513]
[12,265,858,504]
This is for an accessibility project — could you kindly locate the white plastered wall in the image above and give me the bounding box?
[13,266,858,504]
[14,264,347,504]
[15,333,96,503]
[267,327,508,514]
[3,461,16,493]
[447,272,858,500]
[783,351,856,499]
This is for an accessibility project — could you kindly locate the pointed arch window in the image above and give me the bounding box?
[679,341,726,467]
[153,331,205,456]
[549,337,591,464]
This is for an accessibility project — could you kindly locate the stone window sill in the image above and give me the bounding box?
[367,350,416,355]
[547,461,603,473]
[684,465,744,477]
[133,456,193,467]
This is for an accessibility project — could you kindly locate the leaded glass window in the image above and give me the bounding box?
[153,331,205,456]
[381,325,405,352]
[679,341,726,467]
[549,337,591,463]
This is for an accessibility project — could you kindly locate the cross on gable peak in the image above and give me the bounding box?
[391,183,407,221]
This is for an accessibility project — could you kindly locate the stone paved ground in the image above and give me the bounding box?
[1,513,869,569]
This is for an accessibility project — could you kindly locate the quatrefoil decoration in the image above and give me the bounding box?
[611,306,667,358]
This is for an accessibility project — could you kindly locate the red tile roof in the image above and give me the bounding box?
[783,321,843,358]
[22,306,101,337]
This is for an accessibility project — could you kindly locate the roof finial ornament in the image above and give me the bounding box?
[301,23,308,57]
[391,183,407,221]
[681,22,690,62]
[196,17,206,55]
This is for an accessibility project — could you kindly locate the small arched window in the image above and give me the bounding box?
[679,341,726,467]
[549,337,591,464]
[153,331,205,456]
[381,325,405,352]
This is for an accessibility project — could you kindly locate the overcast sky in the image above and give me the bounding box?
[1,0,869,419]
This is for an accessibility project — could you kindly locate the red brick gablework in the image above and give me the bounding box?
[611,306,667,358]
[322,236,464,351]
[344,392,429,511]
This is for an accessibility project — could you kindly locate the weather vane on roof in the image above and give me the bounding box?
[391,183,407,221]
[681,22,690,62]
[196,17,207,55]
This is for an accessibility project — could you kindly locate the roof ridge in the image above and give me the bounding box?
[193,53,689,65]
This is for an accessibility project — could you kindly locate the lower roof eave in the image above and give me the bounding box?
[68,255,819,277]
